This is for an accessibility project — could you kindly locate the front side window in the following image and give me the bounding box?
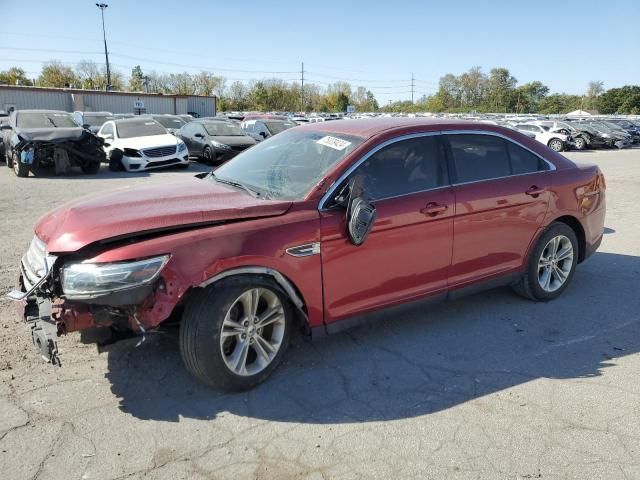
[213,129,363,200]
[351,136,448,201]
[101,123,114,137]
[448,134,511,183]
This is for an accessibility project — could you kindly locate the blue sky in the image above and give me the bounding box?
[1,0,638,103]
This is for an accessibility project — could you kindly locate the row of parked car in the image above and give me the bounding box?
[0,109,298,176]
[482,118,640,152]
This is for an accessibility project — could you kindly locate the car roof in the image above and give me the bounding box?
[15,109,71,115]
[295,118,506,139]
[110,117,161,124]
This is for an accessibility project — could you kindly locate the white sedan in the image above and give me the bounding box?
[514,123,574,152]
[97,118,189,172]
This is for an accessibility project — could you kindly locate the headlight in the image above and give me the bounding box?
[177,141,187,152]
[61,255,170,297]
[211,140,231,150]
[123,148,141,157]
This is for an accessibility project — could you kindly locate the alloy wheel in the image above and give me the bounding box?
[219,288,286,376]
[537,235,573,292]
[549,139,563,152]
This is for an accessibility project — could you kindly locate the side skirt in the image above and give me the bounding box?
[312,271,522,339]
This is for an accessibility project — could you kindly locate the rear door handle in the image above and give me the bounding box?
[525,185,545,197]
[421,202,448,216]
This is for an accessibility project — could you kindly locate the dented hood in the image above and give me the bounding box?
[15,126,85,143]
[35,177,292,253]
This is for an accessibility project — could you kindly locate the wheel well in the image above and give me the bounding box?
[553,215,586,262]
[196,269,311,335]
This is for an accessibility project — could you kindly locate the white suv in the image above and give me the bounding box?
[97,118,189,172]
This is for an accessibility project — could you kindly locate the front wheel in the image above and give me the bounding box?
[574,137,587,150]
[179,277,292,390]
[512,222,578,301]
[202,146,215,164]
[12,152,29,177]
[81,160,101,174]
[548,138,564,152]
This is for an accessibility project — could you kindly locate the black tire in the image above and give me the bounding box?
[108,149,124,172]
[179,276,293,390]
[512,222,579,301]
[202,146,215,164]
[6,150,13,168]
[12,151,29,177]
[81,160,101,174]
[574,137,587,150]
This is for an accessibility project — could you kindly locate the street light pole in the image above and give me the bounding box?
[96,3,111,91]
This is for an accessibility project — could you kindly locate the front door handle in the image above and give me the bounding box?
[525,185,545,197]
[421,202,448,217]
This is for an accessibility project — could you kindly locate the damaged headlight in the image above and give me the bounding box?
[61,255,170,297]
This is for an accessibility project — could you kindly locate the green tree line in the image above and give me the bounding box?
[1,62,638,114]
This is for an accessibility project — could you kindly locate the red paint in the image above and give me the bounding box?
[26,119,605,336]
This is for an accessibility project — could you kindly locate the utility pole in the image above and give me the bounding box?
[143,76,150,93]
[96,3,112,91]
[300,62,305,113]
[411,73,415,104]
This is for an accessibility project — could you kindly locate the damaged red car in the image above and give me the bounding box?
[7,119,606,390]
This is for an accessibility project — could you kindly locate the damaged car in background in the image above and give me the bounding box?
[2,109,106,177]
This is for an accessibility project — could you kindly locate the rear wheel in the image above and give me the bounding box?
[548,138,564,152]
[179,277,292,390]
[512,222,578,301]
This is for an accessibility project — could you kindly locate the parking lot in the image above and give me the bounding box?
[1,147,639,480]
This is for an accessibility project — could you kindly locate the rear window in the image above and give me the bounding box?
[84,115,113,127]
[116,120,166,138]
[17,112,77,128]
[153,116,186,129]
[264,121,296,134]
[507,142,548,174]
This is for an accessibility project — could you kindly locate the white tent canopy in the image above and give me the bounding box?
[566,109,596,116]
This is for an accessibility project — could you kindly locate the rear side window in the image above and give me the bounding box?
[353,135,448,201]
[448,134,511,183]
[507,141,548,174]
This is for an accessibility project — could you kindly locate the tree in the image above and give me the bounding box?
[0,67,33,86]
[515,81,549,113]
[596,86,640,114]
[167,72,195,95]
[38,61,78,88]
[486,68,517,112]
[75,60,102,90]
[193,71,225,97]
[584,80,604,111]
[128,65,145,92]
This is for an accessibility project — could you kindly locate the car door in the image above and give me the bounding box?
[319,134,454,324]
[178,123,194,154]
[444,132,551,289]
[192,124,208,154]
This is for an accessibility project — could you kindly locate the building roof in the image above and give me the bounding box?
[0,84,216,99]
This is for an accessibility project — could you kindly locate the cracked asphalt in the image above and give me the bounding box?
[1,148,639,480]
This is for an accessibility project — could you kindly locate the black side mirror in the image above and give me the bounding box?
[194,133,204,138]
[347,197,376,246]
[82,123,91,130]
[259,131,267,138]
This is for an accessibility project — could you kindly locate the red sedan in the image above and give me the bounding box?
[8,119,606,390]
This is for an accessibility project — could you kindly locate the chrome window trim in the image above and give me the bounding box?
[317,129,556,211]
[318,131,443,210]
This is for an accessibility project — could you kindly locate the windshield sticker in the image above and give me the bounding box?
[144,122,155,125]
[317,136,352,151]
